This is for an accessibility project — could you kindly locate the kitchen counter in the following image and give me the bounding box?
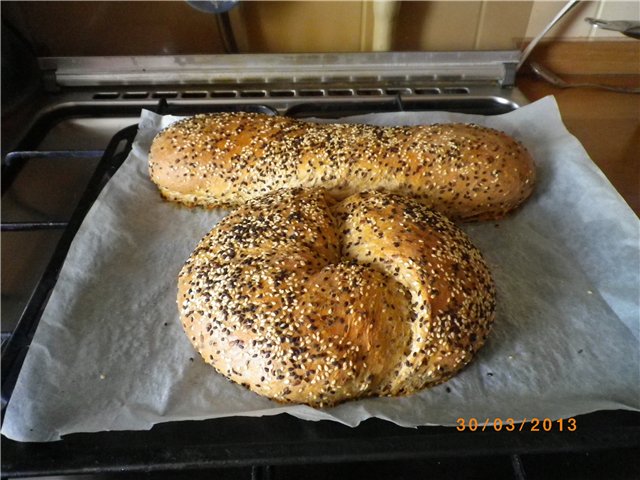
[517,72,639,216]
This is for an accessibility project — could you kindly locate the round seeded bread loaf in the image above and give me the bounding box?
[178,188,496,407]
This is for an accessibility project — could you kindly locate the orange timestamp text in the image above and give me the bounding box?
[456,417,577,432]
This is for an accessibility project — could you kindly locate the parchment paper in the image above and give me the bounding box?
[3,96,639,442]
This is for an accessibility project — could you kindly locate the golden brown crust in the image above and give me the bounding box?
[149,112,535,221]
[178,188,496,407]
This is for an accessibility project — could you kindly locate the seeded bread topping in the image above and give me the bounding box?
[149,112,536,221]
[178,188,496,407]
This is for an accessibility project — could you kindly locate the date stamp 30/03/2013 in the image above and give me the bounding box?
[455,417,577,432]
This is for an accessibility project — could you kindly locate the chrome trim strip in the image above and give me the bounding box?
[39,51,520,88]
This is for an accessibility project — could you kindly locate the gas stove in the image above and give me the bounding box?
[2,52,638,479]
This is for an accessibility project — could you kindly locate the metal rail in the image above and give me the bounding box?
[39,52,520,88]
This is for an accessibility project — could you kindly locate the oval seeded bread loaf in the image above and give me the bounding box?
[149,112,535,221]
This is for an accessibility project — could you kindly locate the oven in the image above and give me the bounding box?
[2,4,639,479]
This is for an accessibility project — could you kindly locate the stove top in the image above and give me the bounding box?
[1,53,638,479]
